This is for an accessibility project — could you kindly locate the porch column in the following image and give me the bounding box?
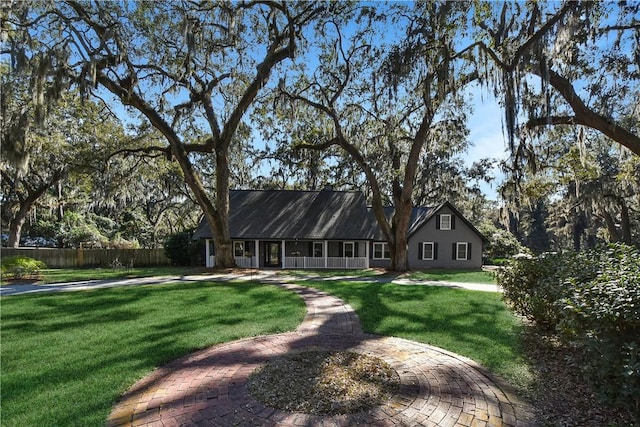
[282,240,286,269]
[205,239,211,268]
[324,240,328,269]
[255,240,259,269]
[365,240,369,268]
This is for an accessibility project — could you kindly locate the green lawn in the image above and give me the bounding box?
[281,269,383,278]
[305,279,529,389]
[1,271,527,426]
[35,266,208,284]
[0,281,306,427]
[283,268,497,284]
[3,266,497,285]
[406,268,497,284]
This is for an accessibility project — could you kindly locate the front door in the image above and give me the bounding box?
[265,242,281,267]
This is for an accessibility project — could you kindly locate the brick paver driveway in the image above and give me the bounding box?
[108,283,536,427]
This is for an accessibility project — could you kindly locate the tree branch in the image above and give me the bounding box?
[109,145,170,159]
[598,24,640,33]
[526,115,577,128]
[294,137,341,152]
[508,2,574,70]
[528,66,640,156]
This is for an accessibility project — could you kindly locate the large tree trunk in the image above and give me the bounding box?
[7,212,26,248]
[6,172,64,248]
[390,230,409,272]
[97,74,237,269]
[212,146,235,268]
[390,202,412,272]
[602,209,621,243]
[620,199,632,245]
[170,141,236,269]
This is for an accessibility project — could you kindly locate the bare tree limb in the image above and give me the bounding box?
[108,145,170,159]
[528,66,640,156]
[508,2,574,70]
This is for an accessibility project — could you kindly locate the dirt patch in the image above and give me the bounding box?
[247,351,400,415]
[522,326,637,426]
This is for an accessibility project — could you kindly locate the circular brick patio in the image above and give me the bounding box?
[108,284,536,426]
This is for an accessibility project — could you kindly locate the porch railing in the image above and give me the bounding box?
[235,256,257,268]
[208,255,368,269]
[208,256,256,268]
[283,256,368,269]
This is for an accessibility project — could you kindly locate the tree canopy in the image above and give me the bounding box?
[473,1,639,156]
[2,1,638,261]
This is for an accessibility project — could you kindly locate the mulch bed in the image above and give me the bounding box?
[247,351,400,415]
[521,326,637,426]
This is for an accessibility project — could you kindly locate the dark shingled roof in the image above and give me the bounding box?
[193,189,376,240]
[194,191,486,243]
[368,206,439,241]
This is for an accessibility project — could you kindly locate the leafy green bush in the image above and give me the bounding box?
[498,244,640,413]
[478,223,524,259]
[485,258,509,266]
[497,252,590,329]
[1,256,47,280]
[164,231,198,266]
[560,244,640,409]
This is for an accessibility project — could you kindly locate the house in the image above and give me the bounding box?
[193,188,485,269]
[369,204,485,269]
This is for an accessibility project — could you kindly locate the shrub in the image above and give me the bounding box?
[560,244,640,409]
[1,256,47,280]
[497,251,593,329]
[478,223,524,259]
[499,244,640,413]
[164,231,198,266]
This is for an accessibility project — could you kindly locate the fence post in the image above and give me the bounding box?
[77,248,84,268]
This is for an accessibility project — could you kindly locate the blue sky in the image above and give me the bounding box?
[109,71,511,203]
[100,2,513,202]
[465,87,510,201]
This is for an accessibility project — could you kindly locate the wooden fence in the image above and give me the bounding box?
[1,248,171,268]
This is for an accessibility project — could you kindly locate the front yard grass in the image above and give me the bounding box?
[1,272,527,426]
[2,266,497,285]
[32,266,208,284]
[283,268,497,284]
[305,279,530,391]
[406,268,497,284]
[0,281,305,427]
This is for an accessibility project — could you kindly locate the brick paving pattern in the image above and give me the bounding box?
[108,283,536,426]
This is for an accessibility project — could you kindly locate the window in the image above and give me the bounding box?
[233,241,244,257]
[439,214,452,230]
[455,242,469,260]
[422,242,436,260]
[343,242,355,258]
[313,242,324,258]
[373,242,390,260]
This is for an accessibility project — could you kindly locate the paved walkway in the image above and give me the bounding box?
[0,271,501,297]
[106,282,535,427]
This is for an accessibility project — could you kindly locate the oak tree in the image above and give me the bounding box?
[280,3,480,271]
[474,1,640,156]
[44,0,323,266]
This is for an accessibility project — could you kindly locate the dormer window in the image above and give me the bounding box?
[439,214,452,230]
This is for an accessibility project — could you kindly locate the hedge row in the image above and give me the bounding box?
[497,244,640,412]
[1,256,47,280]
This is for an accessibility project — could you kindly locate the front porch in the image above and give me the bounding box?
[205,239,369,269]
